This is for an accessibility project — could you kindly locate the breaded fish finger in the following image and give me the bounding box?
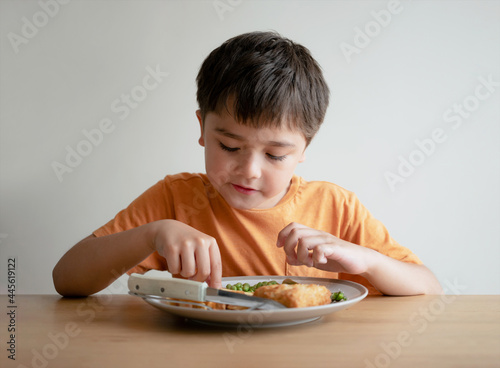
[253,284,331,308]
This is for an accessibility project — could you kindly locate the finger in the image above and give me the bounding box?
[208,241,222,289]
[282,226,319,264]
[295,238,315,267]
[297,236,324,267]
[164,247,181,275]
[276,223,291,248]
[276,222,306,248]
[180,243,197,278]
[312,244,332,264]
[279,223,308,264]
[297,236,330,267]
[190,242,211,283]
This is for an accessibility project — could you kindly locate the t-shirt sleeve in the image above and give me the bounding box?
[93,178,174,275]
[335,191,422,295]
[93,178,174,238]
[340,193,422,265]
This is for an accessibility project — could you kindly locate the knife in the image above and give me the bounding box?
[128,273,286,310]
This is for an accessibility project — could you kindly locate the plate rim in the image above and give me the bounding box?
[139,276,368,326]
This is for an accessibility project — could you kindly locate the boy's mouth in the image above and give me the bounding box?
[232,184,257,195]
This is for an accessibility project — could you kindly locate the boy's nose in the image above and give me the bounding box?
[236,153,261,179]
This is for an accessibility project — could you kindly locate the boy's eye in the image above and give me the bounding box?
[219,142,239,152]
[267,153,287,162]
[219,142,286,161]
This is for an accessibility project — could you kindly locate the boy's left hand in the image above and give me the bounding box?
[277,222,444,296]
[277,222,370,275]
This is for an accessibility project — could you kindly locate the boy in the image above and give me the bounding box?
[53,31,442,297]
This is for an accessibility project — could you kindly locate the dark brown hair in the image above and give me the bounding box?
[196,31,330,145]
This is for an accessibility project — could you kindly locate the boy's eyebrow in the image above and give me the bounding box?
[214,128,243,140]
[214,127,296,147]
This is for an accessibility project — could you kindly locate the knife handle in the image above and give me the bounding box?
[128,273,208,302]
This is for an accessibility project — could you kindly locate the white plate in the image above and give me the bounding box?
[139,276,368,327]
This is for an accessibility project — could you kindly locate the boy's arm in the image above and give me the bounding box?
[359,249,443,295]
[277,222,443,295]
[53,224,155,297]
[52,220,222,297]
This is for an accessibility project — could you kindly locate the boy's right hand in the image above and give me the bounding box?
[149,220,222,289]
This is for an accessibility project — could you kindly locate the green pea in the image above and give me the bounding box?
[331,291,346,302]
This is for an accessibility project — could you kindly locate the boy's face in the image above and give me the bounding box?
[197,109,307,210]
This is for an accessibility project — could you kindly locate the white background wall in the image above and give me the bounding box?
[0,0,498,295]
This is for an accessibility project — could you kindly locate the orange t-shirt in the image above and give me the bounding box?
[94,173,421,294]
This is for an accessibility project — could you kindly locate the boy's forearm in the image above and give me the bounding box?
[361,249,443,296]
[52,224,155,297]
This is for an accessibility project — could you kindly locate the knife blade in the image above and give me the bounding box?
[128,273,286,310]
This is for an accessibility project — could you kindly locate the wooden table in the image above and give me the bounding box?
[1,294,499,368]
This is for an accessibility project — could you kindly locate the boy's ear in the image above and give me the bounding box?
[196,110,205,147]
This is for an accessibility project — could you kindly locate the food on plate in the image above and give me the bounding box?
[253,283,332,308]
[169,280,345,310]
[207,288,251,310]
[170,288,251,310]
[225,280,278,292]
[331,291,347,302]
